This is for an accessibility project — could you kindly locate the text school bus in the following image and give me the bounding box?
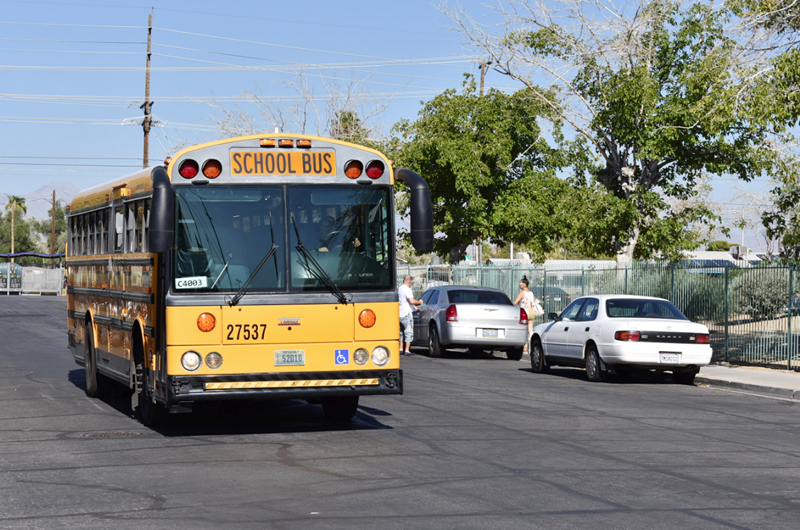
[66,134,433,425]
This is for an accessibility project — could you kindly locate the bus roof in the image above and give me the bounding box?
[70,134,393,214]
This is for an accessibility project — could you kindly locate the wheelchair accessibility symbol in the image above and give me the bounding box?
[335,349,349,365]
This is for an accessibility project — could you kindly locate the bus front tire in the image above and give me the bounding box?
[321,396,359,422]
[136,364,168,427]
[84,323,111,398]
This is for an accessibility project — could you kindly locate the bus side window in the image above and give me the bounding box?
[142,200,150,252]
[89,212,96,255]
[99,209,108,254]
[114,207,124,253]
[126,203,136,253]
[68,217,75,257]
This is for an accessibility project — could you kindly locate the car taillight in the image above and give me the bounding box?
[695,333,710,344]
[520,307,528,325]
[615,330,641,341]
[446,304,458,322]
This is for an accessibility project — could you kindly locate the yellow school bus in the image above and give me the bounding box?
[66,134,432,425]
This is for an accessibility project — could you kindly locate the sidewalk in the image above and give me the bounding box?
[697,364,800,400]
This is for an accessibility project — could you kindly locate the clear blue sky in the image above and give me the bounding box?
[0,0,771,250]
[0,0,508,195]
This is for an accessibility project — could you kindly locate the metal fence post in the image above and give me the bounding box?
[625,263,629,295]
[789,264,793,370]
[670,262,675,302]
[581,266,585,297]
[724,265,729,363]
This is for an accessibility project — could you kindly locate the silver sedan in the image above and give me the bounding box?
[411,285,529,360]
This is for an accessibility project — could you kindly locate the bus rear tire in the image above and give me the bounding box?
[321,396,359,422]
[84,323,111,398]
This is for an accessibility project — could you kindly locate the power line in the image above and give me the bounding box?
[0,48,140,55]
[0,38,143,44]
[153,26,432,62]
[0,21,144,29]
[0,156,143,160]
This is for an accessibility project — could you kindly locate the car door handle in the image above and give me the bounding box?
[585,327,590,332]
[563,327,569,331]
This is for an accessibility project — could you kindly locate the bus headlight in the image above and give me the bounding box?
[371,346,389,367]
[181,351,202,371]
[205,352,223,369]
[353,348,369,365]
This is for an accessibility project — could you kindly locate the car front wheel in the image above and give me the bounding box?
[530,339,549,374]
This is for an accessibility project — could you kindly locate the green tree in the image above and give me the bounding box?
[30,200,68,255]
[445,0,779,262]
[1,197,37,261]
[391,77,568,263]
[707,240,734,252]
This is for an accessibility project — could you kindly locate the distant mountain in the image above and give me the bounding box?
[0,183,79,221]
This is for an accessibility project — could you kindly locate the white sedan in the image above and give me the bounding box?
[529,295,712,384]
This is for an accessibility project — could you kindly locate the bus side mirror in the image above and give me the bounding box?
[149,166,174,254]
[395,168,433,252]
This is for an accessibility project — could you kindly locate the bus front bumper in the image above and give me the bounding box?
[167,369,402,403]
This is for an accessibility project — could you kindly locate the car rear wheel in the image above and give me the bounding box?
[530,339,549,374]
[429,325,445,358]
[585,345,607,382]
[673,370,698,385]
[507,347,523,361]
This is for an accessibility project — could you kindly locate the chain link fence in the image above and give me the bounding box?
[398,261,800,369]
[0,261,64,295]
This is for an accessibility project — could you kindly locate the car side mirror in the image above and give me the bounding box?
[548,312,559,321]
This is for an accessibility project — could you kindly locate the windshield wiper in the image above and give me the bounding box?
[291,213,350,305]
[227,213,280,307]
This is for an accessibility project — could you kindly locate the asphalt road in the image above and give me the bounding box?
[1,296,800,530]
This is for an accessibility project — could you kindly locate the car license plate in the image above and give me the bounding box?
[660,352,680,363]
[275,350,305,366]
[554,296,561,301]
[482,329,499,338]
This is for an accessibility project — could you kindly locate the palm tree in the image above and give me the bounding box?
[5,196,26,263]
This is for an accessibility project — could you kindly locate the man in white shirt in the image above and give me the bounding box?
[398,275,422,356]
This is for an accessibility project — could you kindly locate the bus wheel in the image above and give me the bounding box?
[321,396,359,422]
[84,323,111,398]
[136,363,167,427]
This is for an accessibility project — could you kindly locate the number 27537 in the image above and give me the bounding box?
[226,324,267,341]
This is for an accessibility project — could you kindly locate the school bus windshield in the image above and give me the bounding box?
[173,185,392,293]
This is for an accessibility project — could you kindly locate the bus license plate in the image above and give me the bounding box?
[660,352,680,363]
[275,350,305,366]
[482,329,499,338]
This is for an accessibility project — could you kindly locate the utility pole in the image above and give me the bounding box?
[141,11,153,168]
[51,190,56,255]
[479,60,492,97]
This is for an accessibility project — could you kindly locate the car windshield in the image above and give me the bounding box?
[605,299,688,320]
[447,290,512,305]
[173,185,392,293]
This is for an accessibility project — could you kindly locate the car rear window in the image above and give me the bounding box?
[605,299,688,320]
[447,290,512,305]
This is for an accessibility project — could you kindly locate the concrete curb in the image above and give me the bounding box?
[695,377,800,400]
